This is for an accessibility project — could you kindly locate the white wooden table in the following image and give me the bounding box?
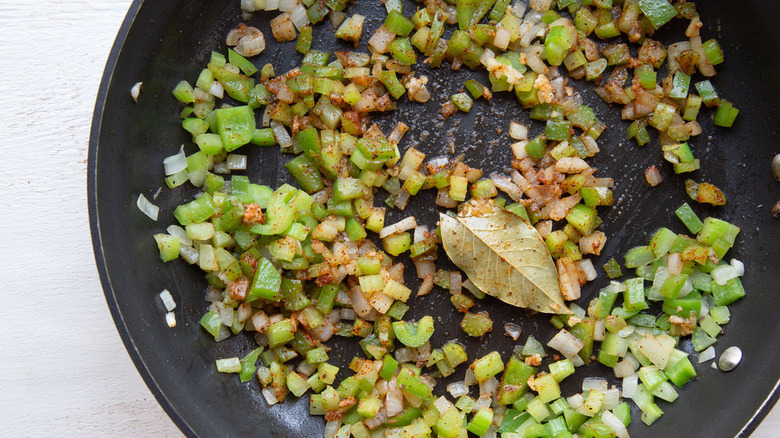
[0,1,776,436]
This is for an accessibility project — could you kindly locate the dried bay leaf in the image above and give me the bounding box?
[440,206,569,314]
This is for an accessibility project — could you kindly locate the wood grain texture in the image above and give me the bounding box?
[0,1,775,437]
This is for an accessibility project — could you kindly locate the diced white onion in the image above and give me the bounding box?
[567,393,584,409]
[130,82,142,102]
[394,347,412,363]
[434,396,455,414]
[613,360,635,379]
[645,165,663,186]
[711,264,738,285]
[328,11,346,28]
[636,333,676,369]
[547,329,584,359]
[480,377,499,397]
[504,323,521,340]
[297,360,316,377]
[578,259,597,281]
[602,410,629,438]
[212,161,229,174]
[340,308,356,321]
[165,312,176,328]
[278,0,297,11]
[508,121,528,140]
[209,80,224,98]
[730,258,745,276]
[289,5,310,29]
[622,373,638,399]
[698,346,716,363]
[323,420,341,438]
[159,289,177,311]
[189,167,208,186]
[136,193,159,221]
[379,216,417,238]
[602,388,621,410]
[265,0,279,10]
[605,280,627,293]
[167,225,192,247]
[262,105,272,127]
[417,273,434,296]
[593,318,605,342]
[582,377,608,392]
[513,1,528,17]
[667,252,684,276]
[449,271,462,295]
[490,173,523,202]
[447,381,469,398]
[262,387,279,406]
[179,245,198,264]
[385,389,404,417]
[464,368,476,387]
[270,120,292,148]
[368,26,395,53]
[226,154,247,170]
[569,303,587,319]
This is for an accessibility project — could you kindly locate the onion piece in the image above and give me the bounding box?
[130,82,142,102]
[645,165,663,187]
[179,245,198,264]
[159,289,177,311]
[348,286,371,317]
[622,373,638,399]
[165,312,176,328]
[613,360,635,378]
[479,377,499,397]
[328,11,346,28]
[289,4,309,30]
[417,273,434,296]
[547,329,584,359]
[385,389,404,417]
[262,387,280,406]
[447,381,469,398]
[578,259,597,282]
[379,216,417,238]
[278,0,297,11]
[270,120,292,149]
[434,396,455,415]
[226,154,247,170]
[602,410,630,438]
[449,271,462,295]
[698,345,716,363]
[209,80,224,98]
[490,173,523,202]
[711,263,738,285]
[730,258,745,276]
[368,26,394,53]
[136,193,159,221]
[167,224,192,247]
[504,323,521,340]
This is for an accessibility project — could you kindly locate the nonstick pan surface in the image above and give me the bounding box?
[89,1,780,436]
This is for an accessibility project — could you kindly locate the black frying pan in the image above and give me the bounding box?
[89,0,780,436]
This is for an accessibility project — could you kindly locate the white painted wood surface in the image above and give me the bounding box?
[0,1,776,437]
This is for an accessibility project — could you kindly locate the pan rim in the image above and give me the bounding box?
[87,0,196,436]
[86,1,780,437]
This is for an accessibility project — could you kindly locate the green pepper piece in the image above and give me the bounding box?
[247,257,282,302]
[639,0,677,29]
[228,48,258,76]
[392,316,434,348]
[239,347,264,382]
[215,106,255,152]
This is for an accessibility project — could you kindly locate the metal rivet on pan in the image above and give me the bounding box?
[773,154,780,181]
[718,346,743,372]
